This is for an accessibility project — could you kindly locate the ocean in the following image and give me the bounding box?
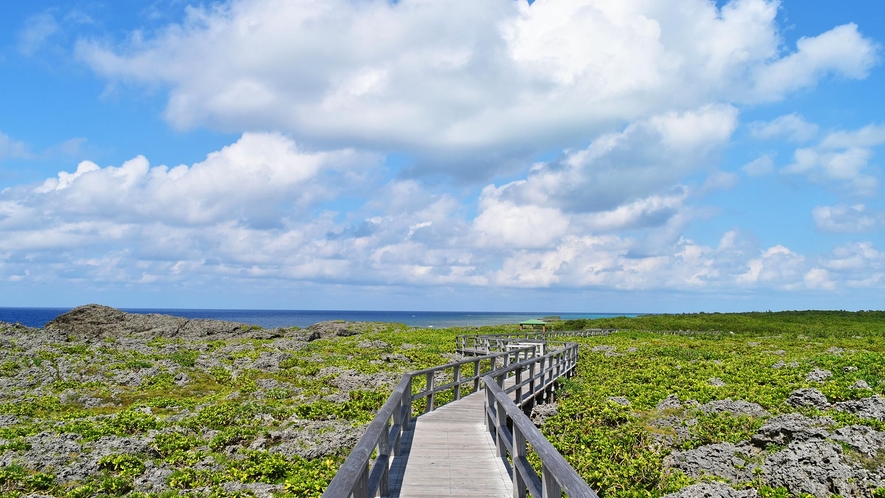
[0,307,637,329]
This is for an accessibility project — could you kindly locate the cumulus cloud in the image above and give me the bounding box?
[783,123,885,196]
[4,132,378,231]
[812,204,882,233]
[749,113,818,142]
[737,245,805,288]
[751,23,878,101]
[4,131,881,295]
[75,0,878,177]
[479,104,737,217]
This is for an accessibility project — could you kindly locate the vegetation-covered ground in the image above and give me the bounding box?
[0,313,465,498]
[545,311,885,497]
[0,309,883,497]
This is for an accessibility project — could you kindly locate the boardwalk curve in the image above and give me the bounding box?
[323,330,612,498]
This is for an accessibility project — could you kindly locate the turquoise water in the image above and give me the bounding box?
[0,307,638,329]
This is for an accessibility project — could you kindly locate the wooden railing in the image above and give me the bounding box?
[323,344,543,498]
[456,329,615,354]
[484,345,599,498]
[324,332,603,498]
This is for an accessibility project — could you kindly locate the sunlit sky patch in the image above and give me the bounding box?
[0,0,883,312]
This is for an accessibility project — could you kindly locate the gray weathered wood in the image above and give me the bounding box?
[325,332,597,498]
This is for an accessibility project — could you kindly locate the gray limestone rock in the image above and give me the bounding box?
[657,394,683,411]
[751,413,831,448]
[786,388,830,409]
[133,463,174,494]
[44,304,255,339]
[266,419,365,459]
[607,396,631,407]
[700,399,769,418]
[762,441,866,498]
[806,368,833,383]
[851,379,872,390]
[835,395,885,422]
[664,442,758,483]
[663,482,758,498]
[530,402,558,426]
[830,424,885,458]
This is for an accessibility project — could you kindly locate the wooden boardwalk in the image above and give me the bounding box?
[387,389,512,497]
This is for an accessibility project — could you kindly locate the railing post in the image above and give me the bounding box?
[513,424,527,498]
[542,464,562,498]
[426,371,435,413]
[496,399,507,459]
[379,419,390,497]
[453,364,461,400]
[354,464,369,498]
[473,359,481,392]
[404,376,412,429]
[515,367,523,406]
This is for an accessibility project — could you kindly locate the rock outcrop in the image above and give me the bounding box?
[44,304,255,339]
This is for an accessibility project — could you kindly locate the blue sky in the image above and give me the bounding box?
[1,0,883,312]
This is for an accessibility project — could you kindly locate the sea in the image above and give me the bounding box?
[0,307,637,330]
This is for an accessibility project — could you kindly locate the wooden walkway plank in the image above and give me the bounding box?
[387,388,512,497]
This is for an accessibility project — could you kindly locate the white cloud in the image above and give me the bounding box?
[0,131,32,160]
[812,204,881,233]
[18,13,59,56]
[783,123,885,196]
[742,155,775,176]
[819,124,885,150]
[75,0,878,177]
[491,104,738,215]
[748,113,818,142]
[804,268,835,290]
[751,23,879,101]
[737,245,805,287]
[13,132,378,228]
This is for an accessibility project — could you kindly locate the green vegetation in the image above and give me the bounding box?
[0,311,882,497]
[543,313,885,497]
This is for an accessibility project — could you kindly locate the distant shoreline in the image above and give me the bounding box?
[0,307,639,330]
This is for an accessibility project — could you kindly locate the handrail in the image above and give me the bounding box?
[485,370,598,498]
[323,342,543,498]
[456,329,615,354]
[324,331,603,498]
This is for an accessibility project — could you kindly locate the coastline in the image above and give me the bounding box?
[0,306,638,329]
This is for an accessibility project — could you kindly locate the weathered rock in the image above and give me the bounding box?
[0,433,82,478]
[663,482,758,498]
[751,413,831,447]
[265,419,365,459]
[700,399,768,418]
[303,321,380,341]
[835,395,885,422]
[133,463,174,493]
[218,482,283,498]
[530,402,558,426]
[657,394,683,410]
[851,379,872,390]
[806,368,832,383]
[607,396,631,407]
[249,351,291,372]
[45,304,255,339]
[786,388,830,409]
[830,424,885,458]
[708,377,726,387]
[762,441,867,498]
[664,442,759,483]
